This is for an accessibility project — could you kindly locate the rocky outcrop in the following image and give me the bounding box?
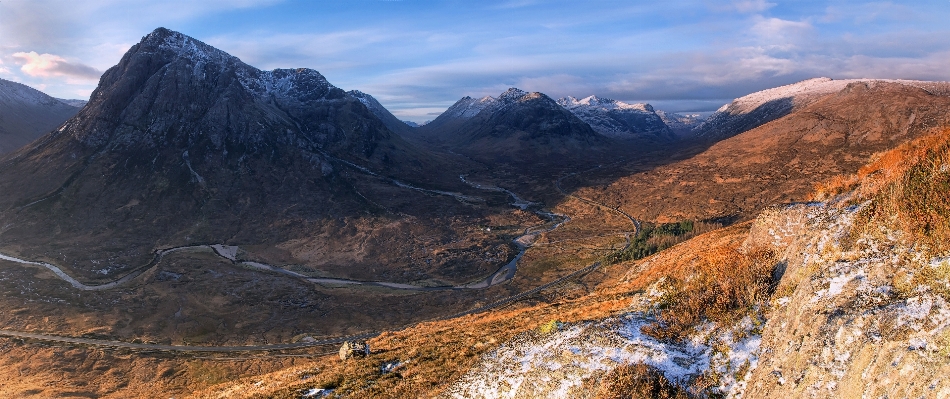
[339,341,371,360]
[741,205,950,398]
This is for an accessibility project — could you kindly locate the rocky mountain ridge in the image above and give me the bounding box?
[556,95,674,142]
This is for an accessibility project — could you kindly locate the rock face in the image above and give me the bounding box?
[741,204,950,398]
[0,78,83,154]
[557,95,674,142]
[0,28,428,279]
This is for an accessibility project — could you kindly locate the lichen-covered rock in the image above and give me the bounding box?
[339,341,371,361]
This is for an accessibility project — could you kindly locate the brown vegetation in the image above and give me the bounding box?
[587,82,950,224]
[640,244,776,342]
[594,363,691,399]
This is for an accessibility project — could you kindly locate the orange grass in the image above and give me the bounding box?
[816,128,950,254]
[641,244,776,342]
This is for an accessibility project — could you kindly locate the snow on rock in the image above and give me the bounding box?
[744,202,950,398]
[556,96,673,140]
[442,95,498,120]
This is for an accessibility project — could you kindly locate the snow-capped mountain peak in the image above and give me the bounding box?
[557,96,654,113]
[556,95,672,141]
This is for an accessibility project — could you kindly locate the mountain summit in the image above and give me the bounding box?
[67,27,389,159]
[415,88,608,165]
[557,95,674,142]
[0,28,434,280]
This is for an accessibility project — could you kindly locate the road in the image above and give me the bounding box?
[0,330,379,352]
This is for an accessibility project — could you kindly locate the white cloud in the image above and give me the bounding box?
[750,17,812,41]
[11,52,102,80]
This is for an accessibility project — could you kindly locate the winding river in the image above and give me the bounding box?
[0,176,568,292]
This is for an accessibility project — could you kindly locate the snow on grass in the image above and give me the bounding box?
[301,388,332,398]
[445,313,763,398]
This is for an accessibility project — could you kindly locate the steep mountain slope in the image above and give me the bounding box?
[557,95,674,142]
[584,79,950,223]
[0,78,83,154]
[0,28,486,283]
[347,90,414,136]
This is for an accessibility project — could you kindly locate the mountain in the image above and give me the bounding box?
[0,28,463,281]
[417,88,609,165]
[588,79,950,223]
[55,98,89,108]
[456,88,609,162]
[556,95,674,142]
[694,77,950,141]
[0,78,83,154]
[346,89,414,136]
[414,94,496,136]
[655,110,705,138]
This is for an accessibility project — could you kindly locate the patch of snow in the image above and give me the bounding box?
[446,313,761,398]
[301,388,331,398]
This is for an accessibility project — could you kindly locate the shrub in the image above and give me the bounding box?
[816,129,950,255]
[538,319,562,335]
[595,363,691,399]
[641,245,776,342]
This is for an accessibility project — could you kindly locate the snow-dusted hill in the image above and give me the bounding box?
[0,79,83,154]
[557,96,674,141]
[696,77,950,140]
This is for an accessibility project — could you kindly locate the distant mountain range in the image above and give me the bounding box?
[556,95,673,142]
[0,78,85,154]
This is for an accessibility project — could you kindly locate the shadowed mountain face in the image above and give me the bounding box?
[347,90,415,137]
[416,88,609,166]
[0,79,83,154]
[0,28,472,280]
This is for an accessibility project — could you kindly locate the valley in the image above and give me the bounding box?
[0,25,948,399]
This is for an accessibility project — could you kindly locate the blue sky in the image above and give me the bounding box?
[1,0,948,122]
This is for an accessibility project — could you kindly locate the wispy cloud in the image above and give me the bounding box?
[708,0,776,14]
[11,52,102,80]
